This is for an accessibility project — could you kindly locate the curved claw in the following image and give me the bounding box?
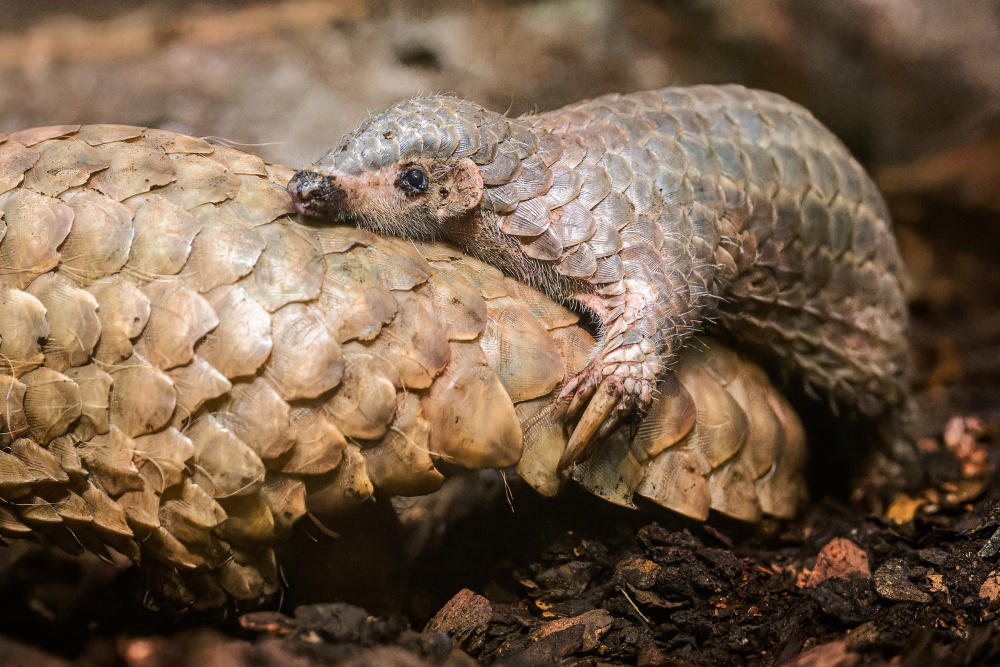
[558,363,601,419]
[558,379,623,470]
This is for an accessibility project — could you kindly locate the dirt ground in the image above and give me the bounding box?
[1,1,999,665]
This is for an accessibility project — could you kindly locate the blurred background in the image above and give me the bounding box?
[0,0,996,168]
[1,0,998,416]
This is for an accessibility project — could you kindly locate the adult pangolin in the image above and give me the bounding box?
[0,124,806,605]
[288,84,913,466]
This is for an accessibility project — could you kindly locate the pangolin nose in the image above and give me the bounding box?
[287,170,338,214]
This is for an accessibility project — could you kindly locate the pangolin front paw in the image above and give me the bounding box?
[557,356,657,470]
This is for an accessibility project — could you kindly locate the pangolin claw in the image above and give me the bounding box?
[559,362,601,419]
[558,378,624,470]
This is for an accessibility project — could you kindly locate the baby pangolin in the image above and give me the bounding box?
[288,84,912,467]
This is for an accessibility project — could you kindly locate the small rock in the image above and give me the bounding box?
[424,588,492,651]
[615,556,662,590]
[978,526,1000,558]
[873,560,932,603]
[917,547,949,565]
[530,608,613,652]
[508,626,584,665]
[535,560,597,599]
[803,538,871,588]
[815,578,879,625]
[546,597,598,618]
[978,571,1000,608]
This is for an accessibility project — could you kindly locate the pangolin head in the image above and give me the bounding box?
[288,96,500,239]
[289,95,538,240]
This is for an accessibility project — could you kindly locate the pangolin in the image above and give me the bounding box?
[288,84,912,466]
[0,124,805,607]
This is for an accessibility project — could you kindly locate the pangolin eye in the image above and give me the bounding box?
[398,168,429,194]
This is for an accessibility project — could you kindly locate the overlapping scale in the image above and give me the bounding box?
[89,142,177,201]
[22,138,109,196]
[124,194,201,276]
[0,189,73,289]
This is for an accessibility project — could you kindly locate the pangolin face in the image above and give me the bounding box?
[289,97,488,240]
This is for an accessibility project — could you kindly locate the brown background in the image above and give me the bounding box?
[2,0,998,170]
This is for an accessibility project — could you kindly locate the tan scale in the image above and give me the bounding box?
[0,125,805,608]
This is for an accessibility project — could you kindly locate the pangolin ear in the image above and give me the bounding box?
[449,157,484,211]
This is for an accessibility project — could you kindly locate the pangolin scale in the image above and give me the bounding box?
[289,84,911,464]
[0,124,805,607]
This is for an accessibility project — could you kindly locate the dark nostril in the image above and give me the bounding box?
[289,171,316,198]
[288,170,343,215]
[289,171,326,199]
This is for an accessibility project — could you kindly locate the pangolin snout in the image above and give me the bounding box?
[288,170,343,215]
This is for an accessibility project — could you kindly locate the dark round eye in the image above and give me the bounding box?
[398,168,429,194]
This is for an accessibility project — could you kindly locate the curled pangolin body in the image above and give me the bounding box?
[291,85,911,459]
[0,125,805,607]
